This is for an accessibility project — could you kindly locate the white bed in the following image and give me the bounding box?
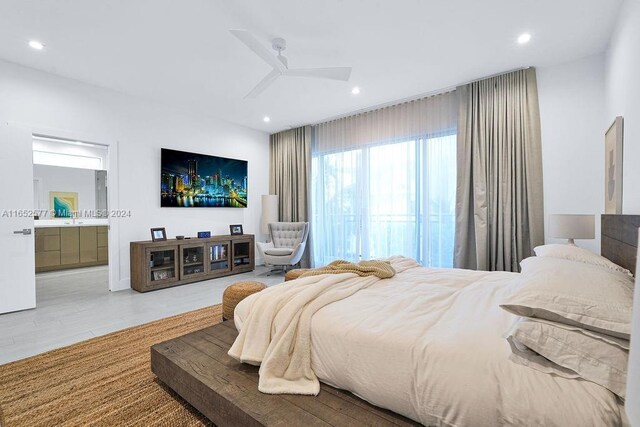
[234,262,625,426]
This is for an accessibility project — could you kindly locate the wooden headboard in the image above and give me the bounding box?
[601,214,640,275]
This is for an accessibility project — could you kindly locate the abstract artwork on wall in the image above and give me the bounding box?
[605,116,624,214]
[50,191,78,218]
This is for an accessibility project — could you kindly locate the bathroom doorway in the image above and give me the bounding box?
[32,135,111,303]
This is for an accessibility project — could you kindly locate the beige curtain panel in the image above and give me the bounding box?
[315,91,457,153]
[269,126,312,266]
[454,68,544,272]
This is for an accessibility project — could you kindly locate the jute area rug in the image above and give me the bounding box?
[0,305,223,426]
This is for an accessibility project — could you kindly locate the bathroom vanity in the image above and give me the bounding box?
[35,220,108,272]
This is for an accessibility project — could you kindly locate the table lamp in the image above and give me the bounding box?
[548,214,595,245]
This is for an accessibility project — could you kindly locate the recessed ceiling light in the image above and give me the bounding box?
[29,40,44,50]
[517,33,531,44]
[351,86,361,95]
[263,116,271,123]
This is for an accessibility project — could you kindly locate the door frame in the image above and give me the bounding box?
[27,124,121,292]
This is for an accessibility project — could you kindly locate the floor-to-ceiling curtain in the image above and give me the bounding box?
[270,125,312,266]
[454,68,544,272]
[312,92,458,267]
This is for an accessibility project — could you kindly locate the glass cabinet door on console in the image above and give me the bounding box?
[147,247,179,285]
[207,242,231,275]
[232,239,253,272]
[179,243,207,279]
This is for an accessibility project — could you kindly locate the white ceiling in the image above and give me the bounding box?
[0,0,622,133]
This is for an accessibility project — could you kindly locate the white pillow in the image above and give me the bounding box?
[507,333,580,378]
[501,256,634,339]
[533,317,630,350]
[507,318,629,397]
[534,244,633,277]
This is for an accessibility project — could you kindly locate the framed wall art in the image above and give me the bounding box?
[49,191,78,218]
[605,116,624,214]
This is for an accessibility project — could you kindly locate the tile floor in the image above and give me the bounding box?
[0,265,283,365]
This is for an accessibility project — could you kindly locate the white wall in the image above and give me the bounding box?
[33,164,96,213]
[606,0,640,214]
[537,0,640,252]
[607,3,640,420]
[537,54,606,253]
[0,59,269,291]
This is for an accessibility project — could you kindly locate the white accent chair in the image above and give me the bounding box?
[257,222,309,271]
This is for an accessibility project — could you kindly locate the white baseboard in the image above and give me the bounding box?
[111,277,131,292]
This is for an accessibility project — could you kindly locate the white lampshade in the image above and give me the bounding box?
[549,214,595,244]
[261,195,279,235]
[627,232,640,424]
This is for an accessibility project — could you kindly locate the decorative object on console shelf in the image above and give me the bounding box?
[150,227,167,242]
[152,270,172,281]
[211,244,227,261]
[549,214,595,245]
[197,231,211,238]
[605,116,624,214]
[230,224,243,235]
[176,235,185,240]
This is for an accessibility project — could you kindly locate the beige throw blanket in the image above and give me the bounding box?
[299,259,396,279]
[228,256,420,395]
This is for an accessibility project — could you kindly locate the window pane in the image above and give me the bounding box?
[424,134,456,267]
[312,133,456,268]
[33,151,102,170]
[312,149,362,264]
[367,140,417,259]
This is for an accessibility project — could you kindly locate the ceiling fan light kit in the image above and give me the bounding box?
[271,37,288,67]
[230,29,352,98]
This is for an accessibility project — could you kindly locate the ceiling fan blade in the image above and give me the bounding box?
[284,67,352,81]
[230,29,286,72]
[245,69,281,98]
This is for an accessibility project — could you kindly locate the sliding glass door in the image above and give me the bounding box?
[312,133,456,268]
[312,148,362,262]
[421,134,456,267]
[366,139,418,261]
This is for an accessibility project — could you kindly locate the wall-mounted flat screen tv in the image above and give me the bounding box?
[161,148,248,208]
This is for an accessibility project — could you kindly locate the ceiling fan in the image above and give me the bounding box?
[230,29,352,98]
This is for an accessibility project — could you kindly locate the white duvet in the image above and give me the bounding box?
[235,261,624,426]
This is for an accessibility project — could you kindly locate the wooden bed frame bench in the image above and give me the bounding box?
[151,320,420,426]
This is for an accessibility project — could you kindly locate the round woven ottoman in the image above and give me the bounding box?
[222,281,266,320]
[284,268,311,281]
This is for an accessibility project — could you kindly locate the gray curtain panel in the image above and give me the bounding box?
[269,125,312,267]
[454,68,544,272]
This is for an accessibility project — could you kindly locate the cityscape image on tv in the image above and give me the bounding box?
[161,148,248,208]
